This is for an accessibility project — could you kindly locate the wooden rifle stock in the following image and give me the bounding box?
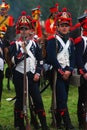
[29,95,40,129]
[23,39,31,130]
[51,69,57,128]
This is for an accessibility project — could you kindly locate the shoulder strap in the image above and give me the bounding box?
[56,35,70,50]
[0,16,8,26]
[56,35,71,59]
[56,35,65,47]
[15,40,36,61]
[26,40,36,61]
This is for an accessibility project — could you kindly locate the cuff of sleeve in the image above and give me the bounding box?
[36,73,40,76]
[58,68,65,75]
[79,68,87,75]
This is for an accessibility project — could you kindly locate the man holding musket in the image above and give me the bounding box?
[46,8,75,130]
[8,11,50,130]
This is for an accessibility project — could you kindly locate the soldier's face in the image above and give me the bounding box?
[1,8,7,15]
[58,23,70,34]
[20,27,30,38]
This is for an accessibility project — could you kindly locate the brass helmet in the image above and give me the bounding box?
[0,0,10,11]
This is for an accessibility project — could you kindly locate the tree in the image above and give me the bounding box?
[5,0,87,24]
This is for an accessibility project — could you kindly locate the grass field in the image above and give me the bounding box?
[0,74,79,130]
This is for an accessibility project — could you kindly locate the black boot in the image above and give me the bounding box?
[30,106,41,129]
[37,111,50,130]
[55,111,62,129]
[62,109,75,130]
[77,101,85,129]
[14,110,25,129]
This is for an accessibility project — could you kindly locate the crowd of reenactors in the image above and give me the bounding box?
[0,0,87,130]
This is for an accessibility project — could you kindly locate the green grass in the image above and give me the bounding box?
[0,76,79,130]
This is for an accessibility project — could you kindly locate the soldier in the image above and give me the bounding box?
[31,6,42,39]
[0,0,14,103]
[45,3,59,35]
[8,11,50,130]
[46,8,75,130]
[0,0,14,38]
[75,10,87,129]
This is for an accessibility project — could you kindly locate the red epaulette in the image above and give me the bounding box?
[47,35,55,40]
[70,23,81,31]
[58,69,64,75]
[74,36,82,44]
[10,41,15,45]
[79,69,85,75]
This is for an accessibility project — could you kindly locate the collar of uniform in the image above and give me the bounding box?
[47,35,55,40]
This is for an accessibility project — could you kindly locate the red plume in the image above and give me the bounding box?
[37,5,41,9]
[21,11,26,16]
[2,0,5,2]
[62,8,67,12]
[55,3,59,7]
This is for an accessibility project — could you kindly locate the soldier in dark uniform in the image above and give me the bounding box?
[46,8,75,130]
[8,11,50,130]
[0,0,14,106]
[75,10,87,129]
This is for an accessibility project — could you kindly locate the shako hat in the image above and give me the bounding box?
[49,3,59,13]
[16,11,34,34]
[77,10,87,23]
[31,6,41,16]
[57,8,72,26]
[16,11,33,30]
[0,0,10,10]
[78,10,87,30]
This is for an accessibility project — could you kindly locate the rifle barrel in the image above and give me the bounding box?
[23,38,31,130]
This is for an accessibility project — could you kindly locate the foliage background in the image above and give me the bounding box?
[0,0,87,24]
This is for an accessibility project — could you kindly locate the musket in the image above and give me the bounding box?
[23,37,31,130]
[50,36,58,129]
[29,95,40,129]
[50,69,57,128]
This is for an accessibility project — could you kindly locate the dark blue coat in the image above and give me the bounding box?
[75,38,87,74]
[46,35,75,73]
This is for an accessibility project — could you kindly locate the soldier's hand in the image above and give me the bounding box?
[62,70,71,80]
[21,42,27,53]
[33,73,40,81]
